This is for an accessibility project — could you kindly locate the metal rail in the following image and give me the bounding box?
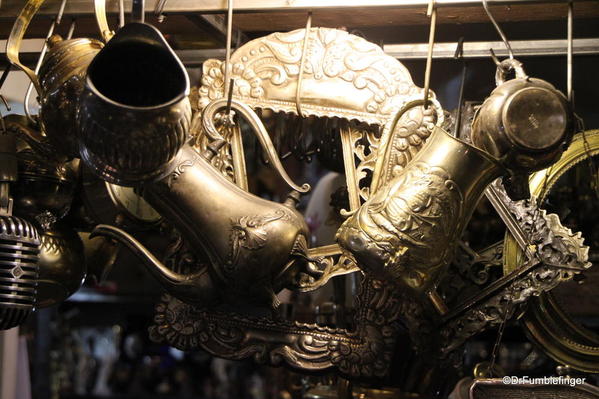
[2,37,599,67]
[0,0,595,18]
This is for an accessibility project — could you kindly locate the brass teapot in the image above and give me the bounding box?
[471,58,572,173]
[6,0,104,158]
[90,99,319,309]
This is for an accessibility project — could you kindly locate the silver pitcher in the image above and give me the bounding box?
[337,126,503,295]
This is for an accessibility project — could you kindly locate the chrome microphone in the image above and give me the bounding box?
[0,125,41,330]
[0,214,40,329]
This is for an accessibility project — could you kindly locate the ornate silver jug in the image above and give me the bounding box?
[337,126,503,295]
[7,0,104,158]
[77,17,191,185]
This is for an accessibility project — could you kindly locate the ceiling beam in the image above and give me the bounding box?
[0,0,594,19]
[3,38,598,68]
[185,14,248,47]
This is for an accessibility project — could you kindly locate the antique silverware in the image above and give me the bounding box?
[36,223,85,308]
[77,0,191,185]
[337,125,503,298]
[471,59,572,174]
[6,0,104,158]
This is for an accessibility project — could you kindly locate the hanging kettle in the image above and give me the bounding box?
[471,58,573,172]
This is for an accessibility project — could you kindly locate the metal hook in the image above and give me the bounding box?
[24,0,69,125]
[0,94,9,133]
[489,48,502,67]
[296,12,312,118]
[66,18,76,39]
[132,0,145,24]
[0,65,12,94]
[118,0,125,28]
[223,0,234,103]
[154,0,168,23]
[567,0,573,102]
[482,0,514,60]
[423,0,437,109]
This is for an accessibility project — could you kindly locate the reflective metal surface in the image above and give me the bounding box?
[78,22,191,185]
[338,126,503,295]
[37,223,85,308]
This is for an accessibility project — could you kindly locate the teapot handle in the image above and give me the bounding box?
[201,98,311,194]
[495,58,528,86]
[6,0,44,95]
[94,0,114,42]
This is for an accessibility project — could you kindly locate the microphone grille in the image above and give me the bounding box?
[0,215,41,330]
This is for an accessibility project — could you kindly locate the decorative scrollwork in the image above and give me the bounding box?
[439,182,591,355]
[149,277,427,379]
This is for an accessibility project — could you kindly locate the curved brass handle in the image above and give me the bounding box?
[6,0,45,95]
[495,58,528,86]
[94,0,114,42]
[202,98,311,194]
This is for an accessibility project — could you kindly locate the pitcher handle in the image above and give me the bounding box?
[6,0,44,95]
[495,58,528,86]
[94,0,114,42]
[202,98,311,194]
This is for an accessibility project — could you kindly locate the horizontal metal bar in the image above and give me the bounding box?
[0,0,593,18]
[385,38,599,59]
[3,38,598,68]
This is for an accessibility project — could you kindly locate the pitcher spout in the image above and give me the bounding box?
[91,224,219,306]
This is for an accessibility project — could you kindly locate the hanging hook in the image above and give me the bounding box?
[24,0,68,125]
[154,0,168,23]
[423,0,437,109]
[118,0,125,28]
[482,0,514,60]
[223,0,234,104]
[567,0,574,103]
[0,65,12,94]
[0,94,10,133]
[66,18,76,39]
[132,0,145,24]
[296,12,312,118]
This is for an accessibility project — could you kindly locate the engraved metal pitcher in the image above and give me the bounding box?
[7,0,104,157]
[77,10,191,186]
[337,126,503,295]
[91,100,318,308]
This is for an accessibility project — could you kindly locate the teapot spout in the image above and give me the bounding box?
[91,224,219,306]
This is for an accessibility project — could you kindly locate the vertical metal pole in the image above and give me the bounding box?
[223,0,234,98]
[423,0,436,109]
[23,0,68,124]
[118,0,125,27]
[567,0,573,102]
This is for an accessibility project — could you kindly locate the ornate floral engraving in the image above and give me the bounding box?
[228,210,288,271]
[440,183,591,355]
[198,28,424,126]
[338,160,464,292]
[371,99,443,192]
[149,277,426,378]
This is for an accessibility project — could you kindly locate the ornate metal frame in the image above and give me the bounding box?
[503,130,599,372]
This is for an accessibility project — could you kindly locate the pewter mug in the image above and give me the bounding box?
[77,21,191,186]
[471,59,572,173]
[337,126,504,295]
